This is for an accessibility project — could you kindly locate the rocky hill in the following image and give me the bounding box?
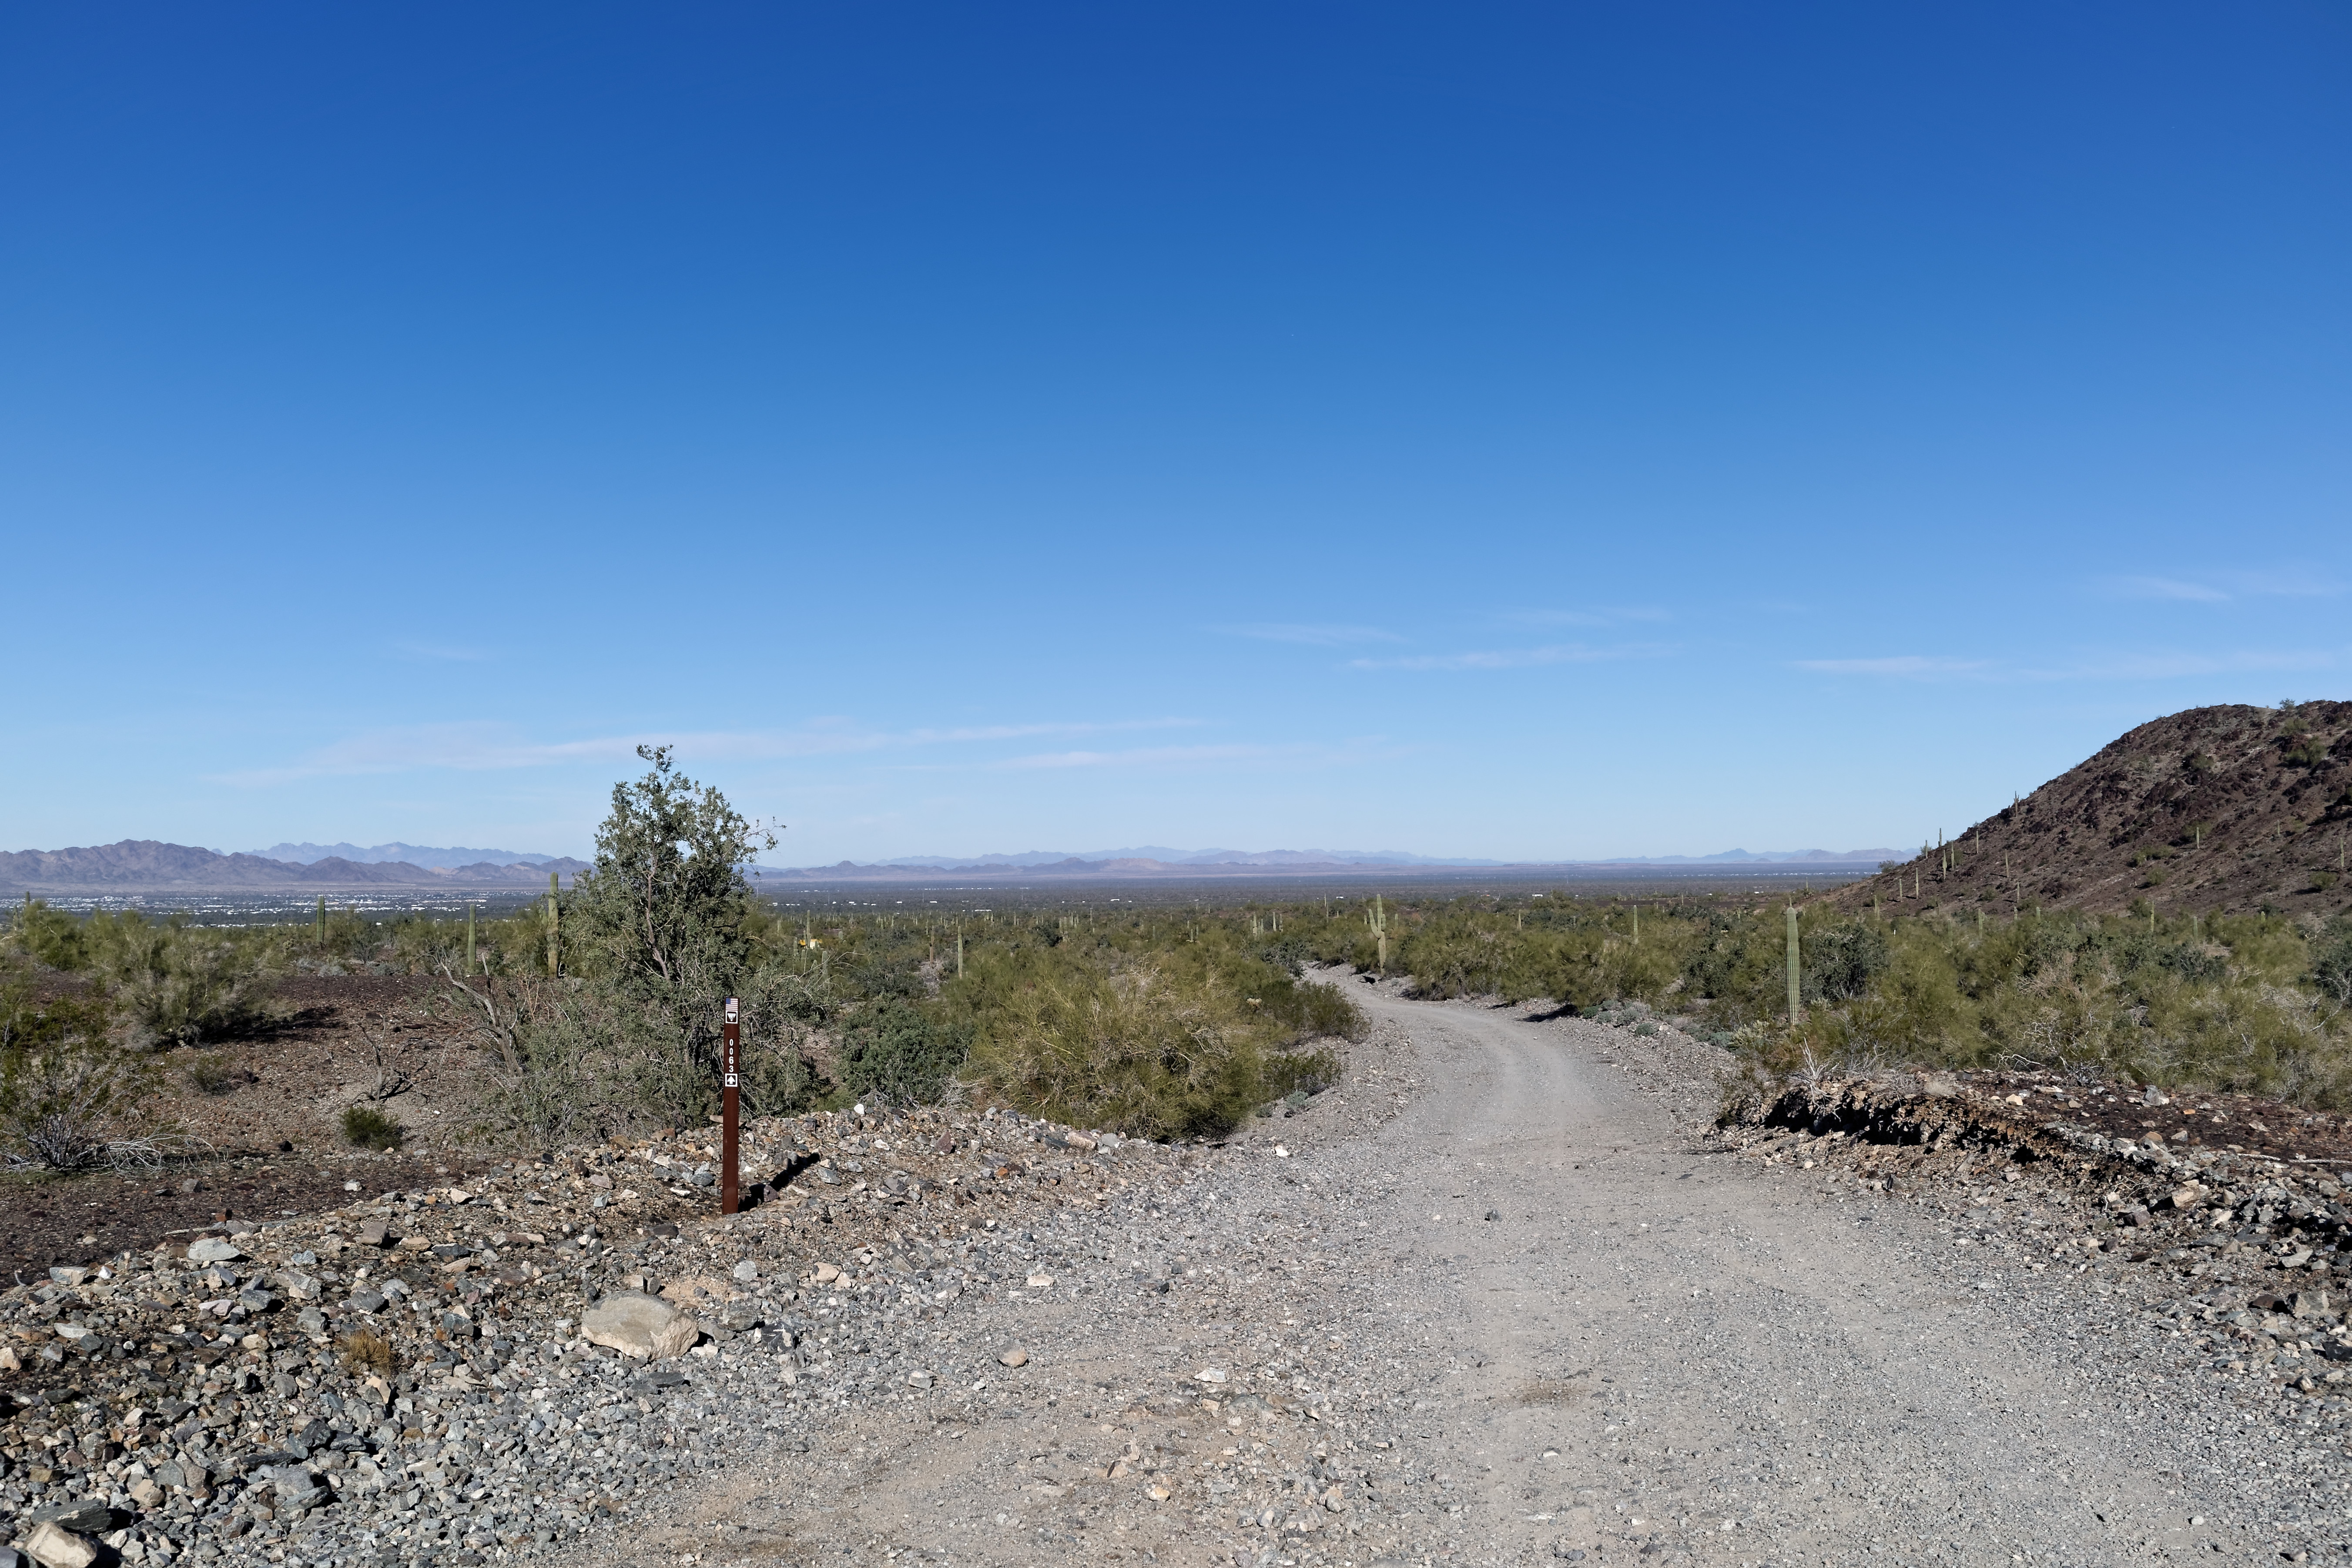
[1832,700,2352,919]
[0,840,586,892]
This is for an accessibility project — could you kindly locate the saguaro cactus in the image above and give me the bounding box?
[1785,906,1801,1022]
[546,871,561,977]
[1368,895,1390,974]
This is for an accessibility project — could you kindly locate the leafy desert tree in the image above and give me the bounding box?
[455,746,816,1141]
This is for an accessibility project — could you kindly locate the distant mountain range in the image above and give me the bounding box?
[1583,848,1901,865]
[763,846,1901,882]
[0,840,585,892]
[251,841,570,867]
[0,838,1898,894]
[870,847,1508,868]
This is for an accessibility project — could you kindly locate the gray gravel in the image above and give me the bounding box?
[15,973,2352,1565]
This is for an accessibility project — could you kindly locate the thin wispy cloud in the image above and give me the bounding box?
[212,717,1203,787]
[2105,572,2344,603]
[1214,623,1404,646]
[1498,606,1671,628]
[1796,649,2343,682]
[2031,648,2342,680]
[1793,656,1991,677]
[992,739,1395,771]
[1347,642,1671,672]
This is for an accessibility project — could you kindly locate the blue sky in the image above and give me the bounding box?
[3,3,2346,865]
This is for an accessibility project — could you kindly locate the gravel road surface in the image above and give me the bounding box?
[603,982,2290,1568]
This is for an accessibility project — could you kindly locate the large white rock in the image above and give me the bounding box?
[22,1521,97,1568]
[579,1291,698,1360]
[185,1237,243,1265]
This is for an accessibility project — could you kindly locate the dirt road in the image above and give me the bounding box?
[621,985,2259,1567]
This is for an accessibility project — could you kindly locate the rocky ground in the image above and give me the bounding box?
[14,972,2352,1566]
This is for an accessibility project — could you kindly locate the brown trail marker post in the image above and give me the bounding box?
[721,996,740,1216]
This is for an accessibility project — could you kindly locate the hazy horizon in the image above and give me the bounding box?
[10,834,1905,869]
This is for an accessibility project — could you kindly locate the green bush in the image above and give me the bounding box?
[84,913,285,1049]
[966,955,1337,1141]
[340,1104,405,1151]
[836,997,972,1107]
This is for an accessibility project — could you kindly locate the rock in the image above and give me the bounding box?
[813,1263,841,1283]
[446,1188,473,1204]
[356,1220,389,1247]
[1196,1367,1229,1384]
[46,1266,89,1287]
[999,1348,1029,1367]
[152,1460,207,1493]
[732,1260,759,1282]
[580,1291,699,1360]
[1484,1208,1502,1222]
[127,1479,162,1510]
[1027,1273,1055,1288]
[27,1501,114,1533]
[263,1464,328,1511]
[185,1238,242,1265]
[346,1288,387,1314]
[19,1523,95,1568]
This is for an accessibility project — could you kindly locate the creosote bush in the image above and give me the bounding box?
[0,1040,158,1171]
[340,1104,405,1151]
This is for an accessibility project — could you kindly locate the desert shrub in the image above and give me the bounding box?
[184,1054,248,1095]
[2315,926,2352,1006]
[1297,975,1367,1039]
[340,1104,404,1150]
[0,1040,159,1170]
[338,1328,395,1377]
[450,971,818,1147]
[966,955,1337,1141]
[835,997,971,1106]
[4,898,88,970]
[1799,921,1891,1003]
[84,913,285,1049]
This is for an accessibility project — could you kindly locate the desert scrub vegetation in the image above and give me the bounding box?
[339,1103,404,1150]
[1233,888,2352,1111]
[4,899,287,1048]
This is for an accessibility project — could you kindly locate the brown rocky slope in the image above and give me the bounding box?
[1832,699,2352,920]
